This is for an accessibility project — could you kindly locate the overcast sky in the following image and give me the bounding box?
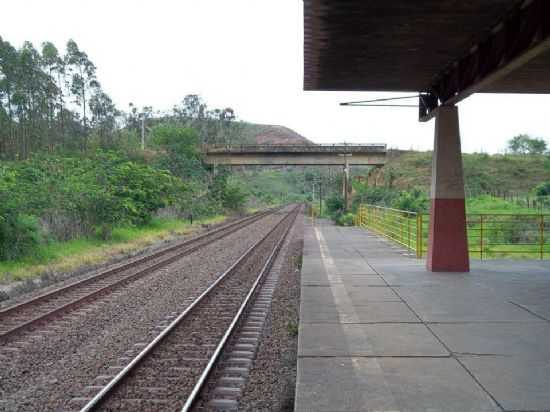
[4,0,550,153]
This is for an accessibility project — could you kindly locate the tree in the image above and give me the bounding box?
[1,37,106,158]
[507,134,548,155]
[41,41,67,145]
[151,125,203,179]
[534,181,550,197]
[171,95,239,145]
[14,41,52,157]
[89,86,118,146]
[526,137,547,155]
[0,37,18,154]
[65,39,97,137]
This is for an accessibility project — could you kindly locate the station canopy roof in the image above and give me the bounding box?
[304,0,550,103]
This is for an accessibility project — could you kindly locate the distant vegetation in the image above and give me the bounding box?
[349,142,550,216]
[507,134,547,155]
[0,37,308,270]
[2,35,550,269]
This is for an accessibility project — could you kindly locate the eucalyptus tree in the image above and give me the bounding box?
[65,39,98,148]
[40,41,65,150]
[0,37,119,158]
[0,37,18,155]
[89,84,118,147]
[41,41,67,145]
[14,41,53,156]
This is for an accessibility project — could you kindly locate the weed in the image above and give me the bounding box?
[293,255,303,270]
[287,320,299,337]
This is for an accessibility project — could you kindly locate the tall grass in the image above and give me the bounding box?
[0,215,225,283]
[467,195,550,214]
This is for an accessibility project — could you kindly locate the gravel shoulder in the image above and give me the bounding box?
[238,213,304,411]
[0,212,248,306]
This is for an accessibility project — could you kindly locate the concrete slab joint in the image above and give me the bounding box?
[428,105,470,272]
[296,218,550,412]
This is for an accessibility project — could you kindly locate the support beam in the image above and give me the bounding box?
[346,163,352,211]
[203,144,386,166]
[420,0,550,121]
[342,166,347,211]
[342,160,352,212]
[427,106,469,272]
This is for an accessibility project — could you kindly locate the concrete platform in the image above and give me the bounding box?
[295,218,550,412]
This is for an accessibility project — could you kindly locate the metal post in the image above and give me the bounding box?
[416,214,423,258]
[540,215,544,260]
[347,163,352,212]
[311,181,315,220]
[407,216,411,253]
[319,179,322,216]
[342,165,347,212]
[140,116,145,150]
[480,215,484,260]
[400,215,404,244]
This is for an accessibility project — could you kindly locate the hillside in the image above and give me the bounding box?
[237,123,314,145]
[370,150,550,195]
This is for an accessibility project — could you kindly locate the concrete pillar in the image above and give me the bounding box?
[342,161,351,212]
[342,166,347,211]
[346,164,352,211]
[427,105,469,272]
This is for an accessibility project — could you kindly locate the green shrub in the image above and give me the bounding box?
[0,212,43,260]
[326,194,344,216]
[0,150,183,247]
[391,187,428,213]
[221,180,248,211]
[336,212,355,226]
[534,181,550,197]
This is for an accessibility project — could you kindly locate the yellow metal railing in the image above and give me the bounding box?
[356,204,550,259]
[356,205,423,257]
[466,214,549,259]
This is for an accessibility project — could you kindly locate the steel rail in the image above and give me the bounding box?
[0,209,272,316]
[0,208,280,340]
[181,206,297,412]
[79,205,298,412]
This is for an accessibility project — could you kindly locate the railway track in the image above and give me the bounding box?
[70,205,299,412]
[0,208,281,342]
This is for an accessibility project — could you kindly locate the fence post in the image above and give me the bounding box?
[400,216,404,244]
[541,215,544,260]
[407,216,411,254]
[416,214,423,258]
[480,215,484,260]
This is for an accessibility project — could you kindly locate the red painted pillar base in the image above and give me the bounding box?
[427,105,470,272]
[427,199,469,272]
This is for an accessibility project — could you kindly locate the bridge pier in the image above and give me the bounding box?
[427,105,469,272]
[342,161,351,212]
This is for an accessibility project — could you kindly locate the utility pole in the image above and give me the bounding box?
[319,178,323,216]
[140,115,145,150]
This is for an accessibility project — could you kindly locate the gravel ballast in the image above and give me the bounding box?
[0,209,291,412]
[237,213,304,411]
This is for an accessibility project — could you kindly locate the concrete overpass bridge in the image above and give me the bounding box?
[202,144,386,166]
[202,143,386,212]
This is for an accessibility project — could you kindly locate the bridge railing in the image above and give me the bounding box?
[355,204,550,259]
[203,143,387,153]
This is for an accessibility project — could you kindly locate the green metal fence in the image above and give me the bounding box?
[355,204,550,259]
